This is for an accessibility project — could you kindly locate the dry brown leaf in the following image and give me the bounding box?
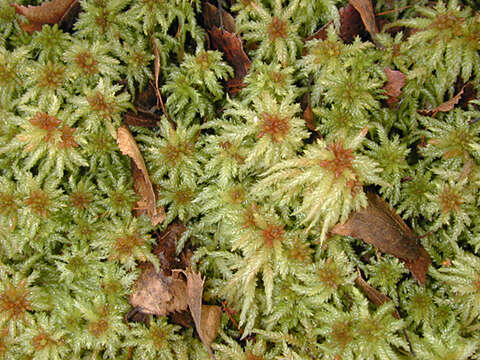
[340,4,365,43]
[152,37,161,104]
[209,27,251,96]
[117,125,165,226]
[402,246,431,286]
[355,270,415,355]
[349,0,378,36]
[383,68,406,107]
[355,269,398,318]
[185,270,205,331]
[303,98,316,132]
[135,83,157,110]
[129,263,187,316]
[458,83,477,109]
[11,0,77,33]
[225,78,247,96]
[57,0,80,32]
[331,192,431,285]
[124,110,160,128]
[418,86,466,117]
[200,305,222,345]
[202,2,236,33]
[305,4,365,44]
[209,27,251,77]
[183,270,216,359]
[153,222,187,274]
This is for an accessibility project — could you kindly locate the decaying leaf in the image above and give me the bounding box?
[183,270,216,359]
[209,26,251,96]
[339,4,364,43]
[129,263,188,316]
[304,4,365,44]
[153,222,187,274]
[458,82,477,109]
[303,102,315,132]
[117,125,165,226]
[203,3,250,96]
[301,86,317,133]
[11,0,77,33]
[401,246,431,286]
[330,192,431,285]
[124,110,160,128]
[383,68,406,107]
[202,2,236,33]
[349,0,378,37]
[135,83,157,110]
[356,270,415,356]
[355,269,398,316]
[418,85,466,117]
[200,305,222,346]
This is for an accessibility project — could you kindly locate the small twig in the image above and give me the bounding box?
[403,329,416,357]
[217,0,224,30]
[377,5,412,16]
[221,300,243,335]
[150,36,174,129]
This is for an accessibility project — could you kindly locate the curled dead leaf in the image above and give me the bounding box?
[203,2,236,33]
[331,192,431,285]
[129,263,188,316]
[383,68,406,107]
[305,3,368,44]
[418,85,466,117]
[153,222,187,274]
[11,0,77,33]
[117,125,165,226]
[209,27,251,96]
[124,111,160,128]
[200,305,222,345]
[349,0,378,36]
[355,269,397,316]
[339,4,364,43]
[181,269,216,359]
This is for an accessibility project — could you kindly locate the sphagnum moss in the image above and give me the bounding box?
[1,0,480,359]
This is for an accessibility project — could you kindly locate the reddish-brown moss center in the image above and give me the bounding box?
[88,318,109,337]
[25,189,51,217]
[318,260,341,289]
[0,192,18,216]
[38,62,65,89]
[30,112,61,144]
[75,51,98,76]
[113,233,144,258]
[330,320,353,350]
[87,92,115,120]
[70,191,92,210]
[439,186,463,214]
[258,112,290,143]
[0,281,32,322]
[228,186,245,204]
[319,140,355,178]
[58,126,78,149]
[267,16,287,41]
[262,224,285,248]
[174,189,193,204]
[32,330,56,351]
